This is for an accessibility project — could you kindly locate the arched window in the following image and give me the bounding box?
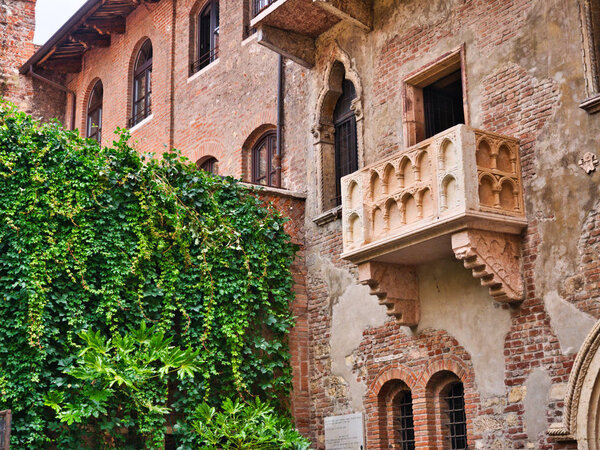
[86,80,103,143]
[197,156,218,174]
[333,78,358,206]
[252,131,277,187]
[130,40,152,127]
[193,0,219,74]
[442,382,467,449]
[393,390,415,450]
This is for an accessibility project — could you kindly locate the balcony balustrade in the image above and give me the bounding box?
[340,125,527,325]
[251,0,373,68]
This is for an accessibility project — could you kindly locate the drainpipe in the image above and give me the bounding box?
[28,65,77,131]
[275,55,284,188]
[168,0,177,150]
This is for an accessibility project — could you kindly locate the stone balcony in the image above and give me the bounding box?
[251,0,373,68]
[340,125,527,325]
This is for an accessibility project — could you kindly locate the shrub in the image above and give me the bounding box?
[0,102,297,447]
[192,398,311,450]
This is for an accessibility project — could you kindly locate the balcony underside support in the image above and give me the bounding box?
[358,261,420,326]
[451,229,524,303]
[257,25,315,68]
[313,0,373,31]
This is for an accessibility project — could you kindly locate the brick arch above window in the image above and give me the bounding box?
[196,155,219,174]
[241,123,276,183]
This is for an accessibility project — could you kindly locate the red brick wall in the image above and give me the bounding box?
[250,185,311,438]
[60,0,303,192]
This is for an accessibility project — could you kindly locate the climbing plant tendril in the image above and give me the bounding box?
[0,103,297,447]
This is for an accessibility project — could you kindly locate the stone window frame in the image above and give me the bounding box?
[312,47,365,225]
[402,45,470,148]
[579,0,600,113]
[126,37,153,129]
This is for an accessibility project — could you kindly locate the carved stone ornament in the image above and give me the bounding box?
[579,152,599,174]
[451,229,524,303]
[548,319,600,444]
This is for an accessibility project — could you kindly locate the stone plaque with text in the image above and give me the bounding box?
[324,413,365,450]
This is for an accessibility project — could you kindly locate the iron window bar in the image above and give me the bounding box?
[128,104,152,129]
[252,0,277,17]
[191,46,219,75]
[394,390,416,450]
[444,382,468,450]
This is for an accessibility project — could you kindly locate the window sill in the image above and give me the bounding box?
[129,114,153,133]
[580,94,600,114]
[313,205,342,226]
[242,33,257,46]
[240,182,306,200]
[188,59,220,83]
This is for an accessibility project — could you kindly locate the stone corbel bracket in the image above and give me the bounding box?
[451,229,524,303]
[358,261,419,326]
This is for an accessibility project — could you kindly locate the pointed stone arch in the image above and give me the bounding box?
[312,45,365,216]
[550,319,600,448]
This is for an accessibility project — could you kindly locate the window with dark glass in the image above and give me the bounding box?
[252,0,275,17]
[197,156,218,174]
[394,390,415,450]
[130,40,152,128]
[86,80,103,143]
[443,382,468,450]
[193,0,219,74]
[333,79,358,206]
[252,131,277,186]
[423,69,464,139]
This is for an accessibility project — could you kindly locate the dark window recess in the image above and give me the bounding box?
[252,131,277,187]
[252,0,276,17]
[444,382,468,450]
[192,0,219,74]
[197,156,218,174]
[130,40,152,128]
[423,70,464,139]
[86,80,103,143]
[333,79,358,206]
[394,390,415,450]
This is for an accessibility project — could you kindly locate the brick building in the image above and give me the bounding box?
[3,0,600,448]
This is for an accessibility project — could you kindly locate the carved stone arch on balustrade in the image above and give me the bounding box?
[549,319,600,448]
[313,45,365,213]
[382,163,398,195]
[418,187,434,219]
[439,137,458,171]
[346,180,360,210]
[415,149,432,182]
[372,206,386,238]
[440,174,458,212]
[400,192,417,224]
[370,169,383,201]
[497,177,521,213]
[398,155,414,188]
[475,136,494,169]
[346,212,362,248]
[497,142,515,173]
[478,172,497,208]
[385,197,401,231]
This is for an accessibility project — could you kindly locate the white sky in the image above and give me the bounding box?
[34,0,88,45]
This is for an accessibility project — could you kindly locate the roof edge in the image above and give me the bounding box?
[19,0,102,74]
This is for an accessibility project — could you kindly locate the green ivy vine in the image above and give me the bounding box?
[0,102,298,447]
